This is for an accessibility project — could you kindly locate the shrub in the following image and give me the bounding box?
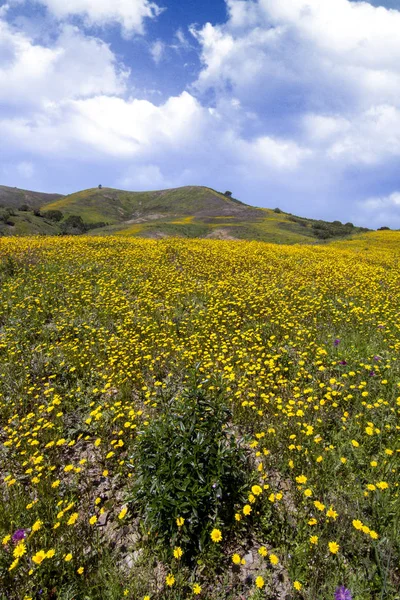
[0,208,15,225]
[19,204,30,211]
[85,221,108,230]
[129,382,251,556]
[61,215,87,234]
[43,210,63,222]
[274,207,282,213]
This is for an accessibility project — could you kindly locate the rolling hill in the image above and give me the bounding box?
[0,185,63,210]
[0,184,370,243]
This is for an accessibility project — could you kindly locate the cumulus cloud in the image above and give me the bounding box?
[358,191,400,229]
[29,0,163,35]
[117,165,172,190]
[2,0,400,226]
[0,20,128,108]
[187,0,400,220]
[193,0,400,113]
[0,90,310,173]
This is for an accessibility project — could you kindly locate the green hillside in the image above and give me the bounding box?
[42,185,369,243]
[0,208,61,236]
[0,184,370,242]
[0,185,63,210]
[43,186,262,224]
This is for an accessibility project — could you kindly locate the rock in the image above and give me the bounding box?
[97,511,108,526]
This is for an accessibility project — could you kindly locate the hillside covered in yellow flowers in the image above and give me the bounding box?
[0,232,399,599]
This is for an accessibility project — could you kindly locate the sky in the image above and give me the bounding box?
[1,0,400,227]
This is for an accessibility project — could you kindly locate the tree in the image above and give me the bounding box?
[224,191,232,197]
[98,184,102,189]
[61,215,87,235]
[43,210,63,222]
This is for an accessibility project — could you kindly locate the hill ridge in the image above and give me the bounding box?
[0,183,370,243]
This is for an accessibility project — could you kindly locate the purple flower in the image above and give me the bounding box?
[12,529,26,542]
[369,371,376,377]
[373,355,381,361]
[334,338,341,347]
[339,360,347,365]
[334,586,352,600]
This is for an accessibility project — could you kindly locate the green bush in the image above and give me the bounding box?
[43,209,63,222]
[61,215,87,234]
[129,383,251,556]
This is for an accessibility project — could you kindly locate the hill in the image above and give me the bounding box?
[42,185,369,242]
[0,184,370,242]
[0,185,63,210]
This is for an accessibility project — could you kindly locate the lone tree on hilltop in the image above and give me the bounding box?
[224,191,232,197]
[98,184,102,189]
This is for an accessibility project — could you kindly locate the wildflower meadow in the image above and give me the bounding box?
[0,233,399,599]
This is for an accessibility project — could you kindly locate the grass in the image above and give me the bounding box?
[43,186,261,226]
[0,186,63,211]
[0,233,399,599]
[0,185,371,244]
[0,211,60,236]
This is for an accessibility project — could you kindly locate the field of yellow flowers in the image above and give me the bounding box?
[0,234,399,600]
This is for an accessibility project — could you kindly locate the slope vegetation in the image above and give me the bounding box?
[42,186,369,243]
[0,185,63,210]
[1,184,370,243]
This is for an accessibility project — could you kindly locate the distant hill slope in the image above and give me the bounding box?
[0,184,370,242]
[0,209,61,237]
[0,185,63,210]
[43,186,262,224]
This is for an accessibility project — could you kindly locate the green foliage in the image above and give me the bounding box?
[61,215,87,234]
[43,209,63,222]
[130,382,251,555]
[0,208,15,225]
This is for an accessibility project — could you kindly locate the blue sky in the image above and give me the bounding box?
[1,0,400,227]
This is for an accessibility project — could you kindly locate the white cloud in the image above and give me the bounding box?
[3,0,400,225]
[0,21,128,108]
[0,4,10,18]
[29,0,163,35]
[0,92,207,158]
[117,165,171,190]
[358,191,400,229]
[192,0,400,113]
[0,88,312,180]
[150,40,165,64]
[302,105,400,164]
[174,28,191,50]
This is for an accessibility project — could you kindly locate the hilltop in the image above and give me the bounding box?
[0,185,63,210]
[0,184,370,243]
